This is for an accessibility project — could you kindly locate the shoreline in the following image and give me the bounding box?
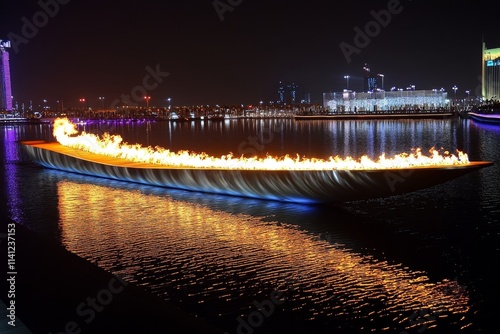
[0,111,459,125]
[294,112,455,120]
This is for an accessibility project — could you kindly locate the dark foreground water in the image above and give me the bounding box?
[1,118,499,333]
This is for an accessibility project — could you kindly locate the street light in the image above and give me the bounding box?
[167,97,171,110]
[344,75,350,90]
[144,96,151,109]
[465,90,471,107]
[79,98,86,110]
[57,100,64,113]
[99,96,105,110]
[41,99,48,111]
[452,85,458,98]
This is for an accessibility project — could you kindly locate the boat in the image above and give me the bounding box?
[0,115,42,125]
[207,113,226,121]
[20,140,493,204]
[187,112,202,121]
[469,112,500,124]
[168,112,189,122]
[467,101,500,124]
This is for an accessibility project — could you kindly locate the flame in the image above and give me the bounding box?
[52,117,469,170]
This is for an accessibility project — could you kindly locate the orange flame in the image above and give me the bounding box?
[53,118,469,170]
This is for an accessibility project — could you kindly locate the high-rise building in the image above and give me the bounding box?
[0,40,13,111]
[277,81,309,104]
[482,42,500,100]
[362,63,382,92]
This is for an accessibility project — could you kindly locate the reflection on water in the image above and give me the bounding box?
[57,178,471,333]
[3,127,22,222]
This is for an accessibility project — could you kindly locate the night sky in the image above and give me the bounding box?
[1,0,499,108]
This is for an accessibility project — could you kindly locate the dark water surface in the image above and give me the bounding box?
[1,118,499,333]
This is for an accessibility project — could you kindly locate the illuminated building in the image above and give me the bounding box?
[277,81,309,104]
[0,40,13,111]
[323,89,448,112]
[482,42,500,100]
[362,63,385,92]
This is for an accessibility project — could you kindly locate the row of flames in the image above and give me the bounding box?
[53,118,470,170]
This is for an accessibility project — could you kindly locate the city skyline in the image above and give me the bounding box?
[1,0,499,108]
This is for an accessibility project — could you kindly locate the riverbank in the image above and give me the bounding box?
[0,117,42,125]
[0,216,225,334]
[294,111,455,120]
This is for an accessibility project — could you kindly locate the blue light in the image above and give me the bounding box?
[21,141,494,205]
[486,59,500,67]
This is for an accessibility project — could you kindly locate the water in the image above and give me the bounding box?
[1,118,499,333]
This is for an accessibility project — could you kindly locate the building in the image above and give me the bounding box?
[482,42,500,100]
[362,63,384,92]
[323,89,448,112]
[0,40,13,111]
[277,81,309,104]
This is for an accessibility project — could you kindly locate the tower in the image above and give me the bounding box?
[0,40,13,111]
[277,81,305,104]
[482,42,500,100]
[363,63,379,92]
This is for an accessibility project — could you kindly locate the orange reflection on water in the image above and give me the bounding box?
[57,180,471,329]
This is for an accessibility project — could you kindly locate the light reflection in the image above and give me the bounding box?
[470,119,500,134]
[57,179,471,330]
[295,119,459,160]
[3,127,22,221]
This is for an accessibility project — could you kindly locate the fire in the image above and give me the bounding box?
[52,118,469,170]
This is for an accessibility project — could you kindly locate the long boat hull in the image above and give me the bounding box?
[21,141,493,204]
[469,112,500,124]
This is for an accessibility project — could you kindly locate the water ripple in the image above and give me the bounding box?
[57,179,471,333]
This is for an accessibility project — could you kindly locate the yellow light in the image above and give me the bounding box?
[52,117,470,171]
